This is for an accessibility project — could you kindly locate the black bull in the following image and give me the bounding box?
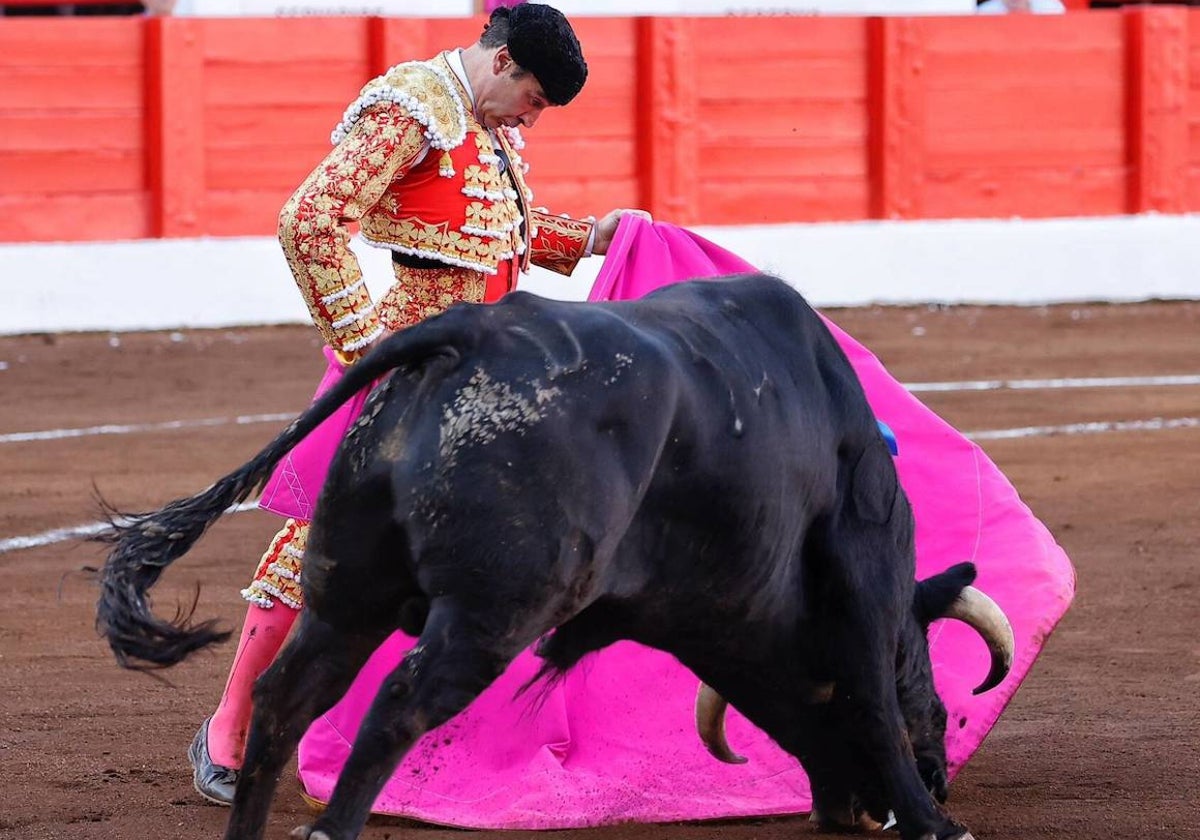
[96,274,1014,840]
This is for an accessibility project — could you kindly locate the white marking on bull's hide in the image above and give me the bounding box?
[380,421,408,463]
[727,385,744,436]
[753,373,770,401]
[439,368,560,466]
[604,352,634,386]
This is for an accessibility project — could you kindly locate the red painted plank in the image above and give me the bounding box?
[924,48,1123,87]
[527,104,636,139]
[1187,27,1200,178]
[637,16,700,224]
[206,146,336,191]
[922,166,1126,219]
[1126,6,1190,214]
[202,63,368,107]
[145,17,206,238]
[369,16,428,75]
[0,193,149,243]
[200,17,369,62]
[0,150,143,193]
[204,105,343,148]
[0,18,141,66]
[204,190,292,237]
[922,13,1123,52]
[700,142,867,179]
[928,82,1122,127]
[928,130,1124,168]
[563,17,640,60]
[0,66,141,109]
[699,99,867,140]
[3,11,1199,240]
[559,61,636,98]
[869,16,925,220]
[520,138,635,180]
[1188,167,1200,208]
[700,178,870,224]
[424,17,492,54]
[527,179,639,221]
[0,112,141,152]
[697,57,864,101]
[693,17,864,55]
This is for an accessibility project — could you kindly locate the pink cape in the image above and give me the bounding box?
[294,218,1075,828]
[258,346,372,521]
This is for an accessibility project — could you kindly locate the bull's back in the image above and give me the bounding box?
[599,277,887,588]
[623,274,879,478]
[327,277,888,596]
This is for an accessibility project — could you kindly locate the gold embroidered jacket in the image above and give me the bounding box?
[278,53,594,355]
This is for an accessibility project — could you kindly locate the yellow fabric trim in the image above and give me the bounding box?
[377,263,488,331]
[242,518,308,610]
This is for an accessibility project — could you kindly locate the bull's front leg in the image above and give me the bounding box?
[290,597,540,840]
[802,702,890,832]
[223,612,392,840]
[831,614,970,840]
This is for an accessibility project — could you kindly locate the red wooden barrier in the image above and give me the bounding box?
[1,8,1198,244]
[637,16,699,225]
[0,18,147,241]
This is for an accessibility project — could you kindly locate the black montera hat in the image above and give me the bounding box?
[492,3,588,106]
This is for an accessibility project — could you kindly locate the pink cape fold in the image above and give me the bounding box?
[296,217,1075,828]
[258,347,372,520]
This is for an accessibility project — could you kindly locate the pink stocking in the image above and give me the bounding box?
[205,603,298,768]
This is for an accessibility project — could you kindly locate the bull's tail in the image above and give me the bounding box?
[95,318,469,670]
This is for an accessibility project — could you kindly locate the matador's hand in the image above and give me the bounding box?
[592,208,653,256]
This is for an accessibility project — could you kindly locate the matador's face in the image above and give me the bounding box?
[476,49,551,131]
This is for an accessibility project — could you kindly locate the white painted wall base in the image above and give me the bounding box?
[4,215,1198,336]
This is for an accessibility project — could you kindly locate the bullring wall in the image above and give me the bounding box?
[3,6,1200,243]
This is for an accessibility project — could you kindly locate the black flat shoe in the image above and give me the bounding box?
[187,717,239,806]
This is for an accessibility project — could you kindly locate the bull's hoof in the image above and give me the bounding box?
[809,807,884,833]
[915,834,975,840]
[289,825,333,840]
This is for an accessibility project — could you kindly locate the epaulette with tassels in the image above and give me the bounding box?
[329,59,468,180]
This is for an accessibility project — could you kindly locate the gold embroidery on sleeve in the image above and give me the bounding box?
[279,107,427,351]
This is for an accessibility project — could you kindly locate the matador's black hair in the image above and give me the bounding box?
[481,3,588,106]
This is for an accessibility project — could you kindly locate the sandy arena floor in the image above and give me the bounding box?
[1,299,1197,840]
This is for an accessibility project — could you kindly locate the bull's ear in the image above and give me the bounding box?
[914,562,977,625]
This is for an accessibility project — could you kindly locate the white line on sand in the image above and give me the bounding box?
[906,374,1200,393]
[0,502,260,554]
[4,374,1198,445]
[2,415,1197,555]
[0,414,295,444]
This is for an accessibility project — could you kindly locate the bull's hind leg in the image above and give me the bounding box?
[291,597,542,840]
[222,611,391,840]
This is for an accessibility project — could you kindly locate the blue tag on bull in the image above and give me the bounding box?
[877,420,899,456]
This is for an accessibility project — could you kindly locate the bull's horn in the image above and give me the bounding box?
[695,683,748,764]
[944,585,1015,695]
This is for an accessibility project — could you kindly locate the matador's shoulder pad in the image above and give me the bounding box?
[330,57,468,152]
